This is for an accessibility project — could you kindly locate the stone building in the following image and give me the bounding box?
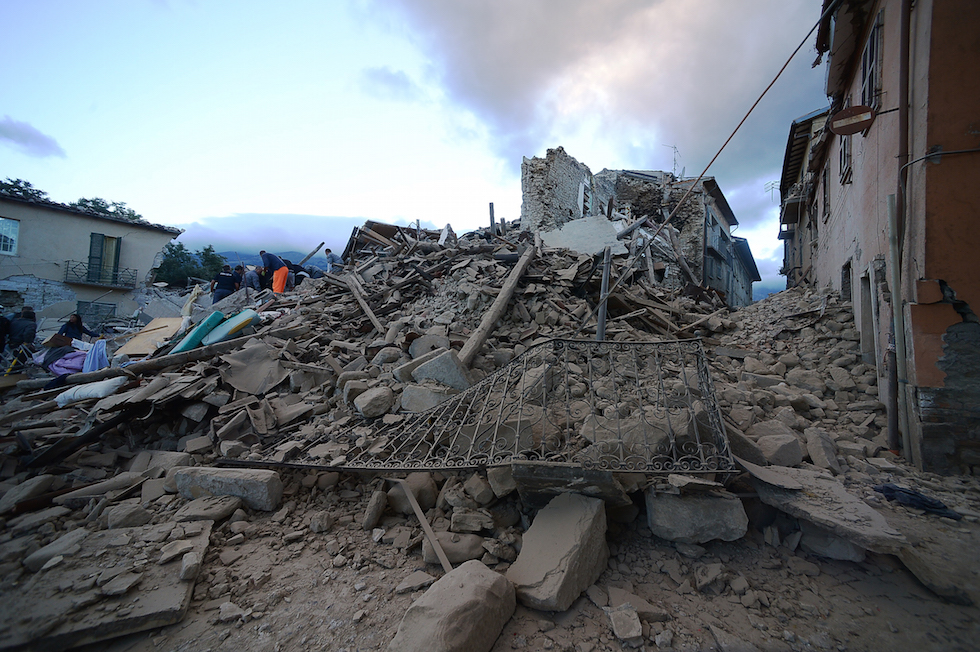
[520,147,760,307]
[776,0,980,472]
[0,191,181,326]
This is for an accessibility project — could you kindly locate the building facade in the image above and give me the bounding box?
[0,193,181,327]
[777,0,980,472]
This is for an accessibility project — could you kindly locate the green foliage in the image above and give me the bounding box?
[154,242,228,287]
[0,178,48,201]
[196,245,226,280]
[70,197,143,222]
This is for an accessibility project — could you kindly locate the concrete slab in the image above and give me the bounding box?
[750,465,906,554]
[540,215,629,256]
[0,521,211,651]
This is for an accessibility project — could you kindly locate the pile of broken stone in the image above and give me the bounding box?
[1,228,978,651]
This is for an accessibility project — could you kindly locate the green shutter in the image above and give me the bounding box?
[88,233,104,283]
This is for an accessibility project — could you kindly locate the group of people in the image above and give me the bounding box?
[0,308,100,371]
[210,249,345,303]
[0,307,39,357]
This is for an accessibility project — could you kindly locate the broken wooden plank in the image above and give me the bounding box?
[345,273,386,335]
[458,246,536,367]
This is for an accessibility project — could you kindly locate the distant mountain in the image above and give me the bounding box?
[217,251,332,269]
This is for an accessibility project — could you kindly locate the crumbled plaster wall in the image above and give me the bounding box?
[594,170,667,221]
[917,301,980,474]
[520,147,595,232]
[0,275,76,314]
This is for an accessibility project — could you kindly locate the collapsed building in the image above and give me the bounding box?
[0,164,978,650]
[521,147,761,307]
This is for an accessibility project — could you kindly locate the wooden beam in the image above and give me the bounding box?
[346,273,386,335]
[458,246,535,367]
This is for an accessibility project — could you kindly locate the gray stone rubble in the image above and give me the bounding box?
[0,228,979,651]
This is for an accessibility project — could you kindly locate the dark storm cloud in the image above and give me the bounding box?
[371,0,828,208]
[359,66,426,102]
[0,116,66,158]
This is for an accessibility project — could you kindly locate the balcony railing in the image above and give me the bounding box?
[64,260,137,289]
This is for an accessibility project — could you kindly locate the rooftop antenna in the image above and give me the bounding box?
[662,144,681,177]
[764,180,779,202]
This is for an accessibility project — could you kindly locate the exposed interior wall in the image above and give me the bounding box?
[520,147,595,232]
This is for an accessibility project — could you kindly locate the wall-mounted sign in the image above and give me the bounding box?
[829,105,876,135]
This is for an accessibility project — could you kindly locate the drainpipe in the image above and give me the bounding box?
[889,0,912,459]
[888,194,911,457]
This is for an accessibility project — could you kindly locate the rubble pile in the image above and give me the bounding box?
[1,224,979,651]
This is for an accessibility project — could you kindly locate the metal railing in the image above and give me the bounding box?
[270,338,736,475]
[64,260,137,288]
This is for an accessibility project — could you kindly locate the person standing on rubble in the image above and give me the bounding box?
[210,264,238,304]
[259,250,289,293]
[244,265,263,292]
[323,248,344,274]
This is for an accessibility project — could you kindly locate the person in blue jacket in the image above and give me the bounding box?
[58,314,98,340]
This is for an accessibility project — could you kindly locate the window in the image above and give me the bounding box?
[822,167,831,222]
[0,217,18,255]
[76,301,115,326]
[861,12,883,109]
[839,134,852,183]
[87,233,121,284]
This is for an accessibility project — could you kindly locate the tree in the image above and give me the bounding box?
[196,245,226,280]
[155,242,198,286]
[0,178,48,201]
[70,197,144,222]
[153,243,228,287]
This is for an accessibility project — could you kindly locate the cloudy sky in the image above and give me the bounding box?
[2,0,829,295]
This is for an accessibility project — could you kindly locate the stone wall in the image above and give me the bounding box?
[0,275,76,314]
[916,311,980,474]
[520,147,595,232]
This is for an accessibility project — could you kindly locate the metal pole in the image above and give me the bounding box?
[596,246,611,341]
[489,202,496,236]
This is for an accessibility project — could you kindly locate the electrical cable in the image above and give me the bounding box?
[575,1,840,337]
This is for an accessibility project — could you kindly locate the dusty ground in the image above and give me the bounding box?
[69,469,980,652]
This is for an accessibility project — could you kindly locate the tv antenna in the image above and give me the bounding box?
[764,180,779,202]
[662,144,681,177]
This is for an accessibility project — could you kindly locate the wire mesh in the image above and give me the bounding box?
[295,338,734,474]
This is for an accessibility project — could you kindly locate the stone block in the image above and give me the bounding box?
[0,474,55,514]
[412,350,472,391]
[422,532,486,565]
[107,504,152,529]
[23,528,89,572]
[387,472,439,515]
[506,492,608,611]
[393,347,447,383]
[487,466,517,498]
[463,473,495,505]
[354,386,395,418]
[645,491,748,544]
[756,434,804,467]
[805,427,842,475]
[174,467,283,511]
[386,560,515,652]
[409,334,450,359]
[400,384,455,412]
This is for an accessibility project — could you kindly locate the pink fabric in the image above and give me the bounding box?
[48,351,87,376]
